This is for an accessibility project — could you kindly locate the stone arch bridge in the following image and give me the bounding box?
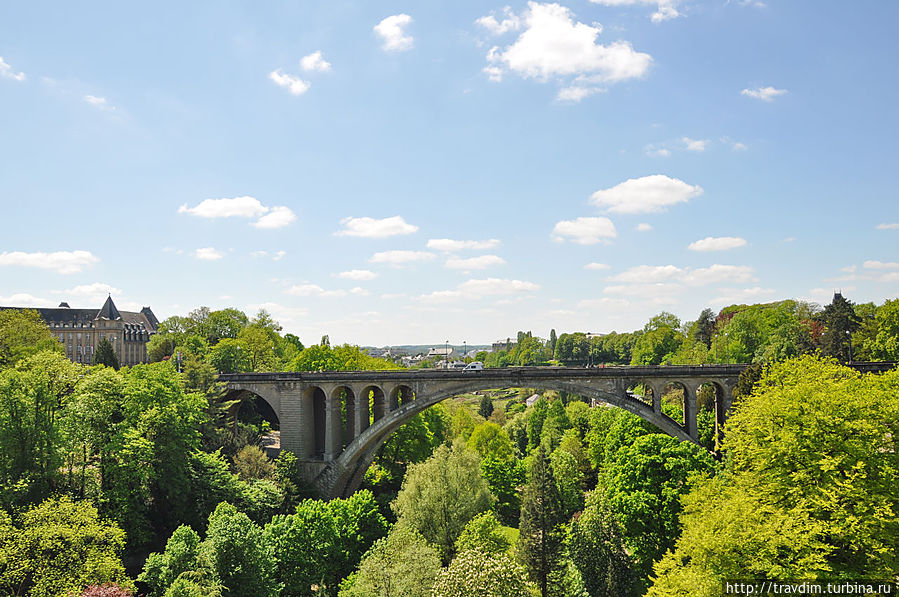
[221,365,754,498]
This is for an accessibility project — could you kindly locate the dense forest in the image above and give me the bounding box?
[0,293,896,596]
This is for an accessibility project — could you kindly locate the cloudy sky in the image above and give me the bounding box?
[1,1,897,345]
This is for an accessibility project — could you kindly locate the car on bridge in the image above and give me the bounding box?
[463,361,484,371]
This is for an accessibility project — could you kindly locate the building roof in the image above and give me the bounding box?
[0,298,159,333]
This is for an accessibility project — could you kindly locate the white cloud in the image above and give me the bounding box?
[374,14,414,52]
[55,282,122,297]
[337,216,418,238]
[269,69,310,95]
[636,223,653,232]
[0,250,99,274]
[863,260,899,270]
[876,223,899,230]
[577,297,630,309]
[0,57,25,81]
[688,236,747,251]
[552,217,617,245]
[369,250,436,265]
[179,196,268,219]
[0,293,53,307]
[584,262,611,270]
[338,269,379,281]
[274,250,287,261]
[445,255,507,270]
[609,264,683,283]
[483,3,652,91]
[682,137,707,151]
[709,287,776,305]
[253,206,297,229]
[427,238,501,251]
[179,196,295,229]
[350,287,370,296]
[732,141,748,151]
[195,247,224,261]
[741,86,787,102]
[476,7,523,34]
[300,51,331,72]
[459,277,541,295]
[83,95,115,111]
[684,264,756,285]
[286,284,346,297]
[589,0,681,23]
[603,282,682,296]
[608,263,756,286]
[645,146,671,158]
[557,85,602,102]
[590,174,702,214]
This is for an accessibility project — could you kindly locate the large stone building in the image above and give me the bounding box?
[1,296,159,366]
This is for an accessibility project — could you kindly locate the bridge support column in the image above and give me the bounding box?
[355,389,370,438]
[683,382,698,440]
[325,395,342,461]
[278,387,306,457]
[649,383,664,414]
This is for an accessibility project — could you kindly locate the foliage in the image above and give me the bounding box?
[478,394,494,419]
[139,525,207,597]
[232,445,274,481]
[519,446,567,597]
[648,356,899,595]
[467,421,513,461]
[481,455,526,525]
[603,433,716,580]
[80,584,134,597]
[432,548,532,597]
[374,405,449,487]
[454,511,511,556]
[94,337,120,370]
[551,447,584,518]
[818,292,860,361]
[866,298,899,360]
[202,502,280,597]
[392,443,494,563]
[0,308,61,369]
[0,496,133,597]
[264,490,388,596]
[338,525,441,597]
[568,491,637,597]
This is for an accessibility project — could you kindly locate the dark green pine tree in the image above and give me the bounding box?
[549,329,558,359]
[94,337,120,370]
[520,446,567,597]
[478,394,494,419]
[693,308,717,348]
[818,292,860,362]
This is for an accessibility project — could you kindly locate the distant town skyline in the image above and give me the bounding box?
[1,1,897,345]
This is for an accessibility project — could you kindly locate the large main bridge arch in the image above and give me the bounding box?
[221,365,749,498]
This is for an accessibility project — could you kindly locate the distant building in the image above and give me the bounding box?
[492,339,516,352]
[427,347,456,359]
[0,296,158,366]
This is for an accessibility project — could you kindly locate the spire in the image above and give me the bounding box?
[97,295,121,321]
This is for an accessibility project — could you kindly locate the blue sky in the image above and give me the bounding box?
[1,1,897,346]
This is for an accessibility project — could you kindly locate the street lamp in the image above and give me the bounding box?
[445,340,449,368]
[463,341,467,362]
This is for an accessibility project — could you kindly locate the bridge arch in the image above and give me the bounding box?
[322,376,699,498]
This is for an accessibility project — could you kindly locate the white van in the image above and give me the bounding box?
[463,361,484,371]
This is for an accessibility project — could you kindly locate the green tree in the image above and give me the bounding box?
[0,308,61,368]
[818,292,860,361]
[138,525,217,597]
[202,502,279,597]
[467,422,513,461]
[868,298,899,360]
[519,446,567,597]
[648,356,899,595]
[0,496,133,597]
[338,525,441,597]
[454,511,510,556]
[94,337,120,369]
[432,549,532,597]
[568,491,637,597]
[693,308,716,348]
[478,394,494,419]
[392,443,494,563]
[549,328,558,358]
[264,490,387,596]
[208,338,250,373]
[603,434,716,580]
